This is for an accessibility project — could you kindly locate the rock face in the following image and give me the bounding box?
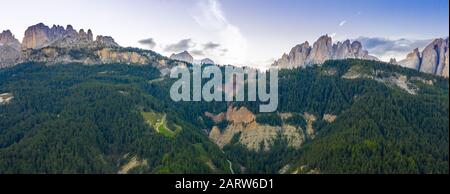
[0,30,21,51]
[273,42,311,69]
[0,93,14,105]
[170,51,194,64]
[307,35,333,64]
[443,48,449,77]
[398,38,449,77]
[421,38,448,76]
[0,46,21,68]
[0,23,177,69]
[19,46,155,66]
[96,48,149,64]
[200,58,215,65]
[95,36,120,48]
[0,30,21,68]
[399,48,421,70]
[389,58,398,65]
[208,106,305,151]
[272,35,378,69]
[21,23,119,50]
[225,106,256,124]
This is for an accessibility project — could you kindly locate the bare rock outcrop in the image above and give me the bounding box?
[0,30,21,68]
[0,23,170,68]
[170,51,194,64]
[398,38,449,77]
[399,48,421,70]
[208,106,305,151]
[307,35,333,64]
[389,58,398,65]
[272,35,378,69]
[21,23,119,50]
[0,30,21,51]
[96,48,149,64]
[303,112,317,139]
[421,38,448,76]
[272,42,311,69]
[200,58,215,65]
[323,114,337,123]
[0,93,14,105]
[443,47,449,77]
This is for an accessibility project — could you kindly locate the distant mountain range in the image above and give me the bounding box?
[169,50,215,65]
[0,23,448,78]
[272,35,379,69]
[0,23,179,69]
[0,23,215,69]
[272,35,449,77]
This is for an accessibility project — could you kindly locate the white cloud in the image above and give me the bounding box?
[193,0,248,66]
[164,39,196,53]
[330,33,337,38]
[138,38,157,49]
[356,37,432,61]
[339,20,347,27]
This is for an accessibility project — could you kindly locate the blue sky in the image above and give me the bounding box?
[1,0,448,66]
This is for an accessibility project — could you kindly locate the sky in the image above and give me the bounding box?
[1,0,448,67]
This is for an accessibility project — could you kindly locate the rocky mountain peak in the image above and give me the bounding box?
[87,30,94,41]
[273,35,377,69]
[170,51,194,64]
[95,36,119,48]
[0,30,21,51]
[398,48,421,70]
[66,25,74,31]
[389,58,398,64]
[0,30,21,68]
[79,29,86,36]
[0,30,14,39]
[200,58,215,65]
[318,34,332,42]
[420,38,447,74]
[21,23,119,50]
[308,35,333,64]
[351,40,363,50]
[1,23,146,68]
[398,38,448,77]
[291,41,311,54]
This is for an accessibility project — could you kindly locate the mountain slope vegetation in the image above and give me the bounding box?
[0,63,231,173]
[0,59,448,174]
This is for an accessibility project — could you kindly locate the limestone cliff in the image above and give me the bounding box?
[272,35,378,69]
[0,30,21,68]
[170,51,194,64]
[398,38,449,77]
[0,23,177,70]
[207,106,305,151]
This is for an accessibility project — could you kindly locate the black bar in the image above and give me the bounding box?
[0,174,448,193]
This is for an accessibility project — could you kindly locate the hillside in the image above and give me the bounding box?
[0,59,448,174]
[0,63,231,174]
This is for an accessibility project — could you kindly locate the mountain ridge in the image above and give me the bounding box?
[273,34,449,78]
[272,35,379,69]
[1,24,449,79]
[0,23,186,70]
[398,37,449,77]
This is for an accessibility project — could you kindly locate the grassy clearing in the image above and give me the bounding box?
[141,111,177,138]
